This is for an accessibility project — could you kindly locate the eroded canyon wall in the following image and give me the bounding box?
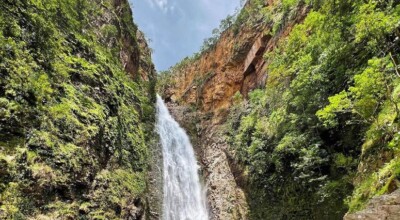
[160,0,312,219]
[0,0,158,219]
[160,0,400,219]
[162,0,308,117]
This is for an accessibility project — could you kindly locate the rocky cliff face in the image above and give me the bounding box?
[160,0,400,219]
[160,1,311,219]
[344,190,400,220]
[162,0,308,116]
[0,0,157,219]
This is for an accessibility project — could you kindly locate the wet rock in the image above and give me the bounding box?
[168,103,249,220]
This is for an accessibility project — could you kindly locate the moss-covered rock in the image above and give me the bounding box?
[0,0,156,219]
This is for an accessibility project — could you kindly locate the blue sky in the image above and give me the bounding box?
[130,0,241,71]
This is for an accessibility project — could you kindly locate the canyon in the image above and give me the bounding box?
[1,0,400,219]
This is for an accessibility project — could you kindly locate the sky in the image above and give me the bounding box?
[130,0,242,71]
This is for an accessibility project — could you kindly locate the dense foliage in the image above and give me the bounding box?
[0,0,156,219]
[226,0,400,219]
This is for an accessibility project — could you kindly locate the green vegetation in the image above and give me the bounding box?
[0,0,156,219]
[156,0,400,218]
[225,0,400,219]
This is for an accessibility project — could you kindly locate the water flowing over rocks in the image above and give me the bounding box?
[165,102,249,220]
[156,96,209,220]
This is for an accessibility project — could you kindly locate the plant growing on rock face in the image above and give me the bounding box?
[224,0,400,218]
[0,0,156,218]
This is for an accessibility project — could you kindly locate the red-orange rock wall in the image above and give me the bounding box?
[165,2,309,116]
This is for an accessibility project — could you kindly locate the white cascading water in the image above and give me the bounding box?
[156,95,209,220]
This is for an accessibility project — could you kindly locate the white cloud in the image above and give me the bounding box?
[144,0,152,7]
[147,0,170,13]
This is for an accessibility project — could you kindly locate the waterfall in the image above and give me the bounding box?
[156,95,209,220]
